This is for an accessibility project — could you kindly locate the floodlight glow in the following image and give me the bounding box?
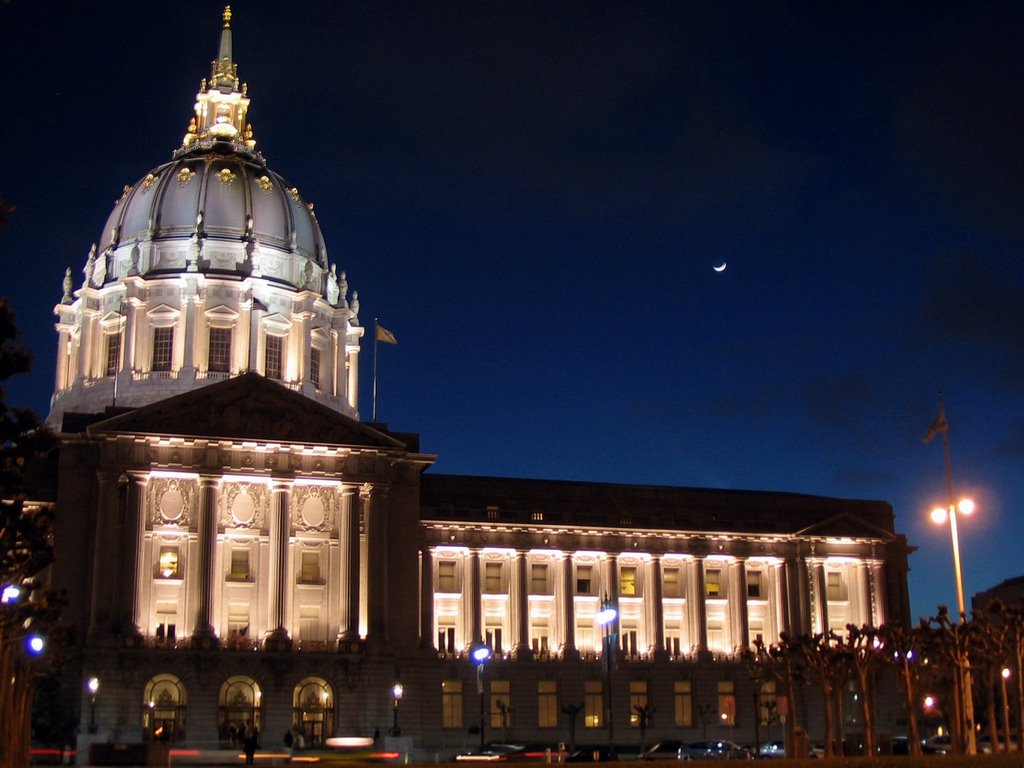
[392,683,404,700]
[1,585,20,604]
[594,607,618,626]
[27,635,45,654]
[930,507,948,524]
[1002,667,1011,680]
[957,499,975,515]
[88,677,100,694]
[471,645,492,664]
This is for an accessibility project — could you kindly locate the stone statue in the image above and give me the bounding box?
[83,244,96,288]
[188,233,202,272]
[92,247,107,286]
[129,239,142,276]
[349,291,360,325]
[196,209,205,234]
[302,260,314,289]
[325,263,340,305]
[245,213,254,239]
[61,267,73,304]
[338,270,348,304]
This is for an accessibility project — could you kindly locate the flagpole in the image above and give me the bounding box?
[372,317,379,422]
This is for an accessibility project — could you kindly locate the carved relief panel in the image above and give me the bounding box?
[147,476,195,528]
[220,482,269,531]
[292,484,337,534]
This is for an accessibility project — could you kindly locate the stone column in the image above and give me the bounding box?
[650,556,667,661]
[192,476,219,643]
[87,470,123,644]
[338,486,360,640]
[469,549,482,645]
[735,559,749,651]
[267,479,292,647]
[561,552,578,660]
[777,560,792,637]
[362,485,389,649]
[869,561,886,626]
[181,283,199,377]
[346,344,359,412]
[419,546,435,651]
[514,551,531,660]
[812,560,828,634]
[694,557,708,655]
[119,472,147,640]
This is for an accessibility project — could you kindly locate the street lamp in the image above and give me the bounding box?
[87,678,100,733]
[390,683,403,736]
[471,644,492,750]
[929,498,974,619]
[595,596,618,758]
[1000,668,1011,752]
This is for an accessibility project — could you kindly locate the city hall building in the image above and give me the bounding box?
[42,9,913,759]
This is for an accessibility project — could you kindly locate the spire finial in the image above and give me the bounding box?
[223,6,232,28]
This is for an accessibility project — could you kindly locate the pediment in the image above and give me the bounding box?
[88,373,404,448]
[795,511,896,541]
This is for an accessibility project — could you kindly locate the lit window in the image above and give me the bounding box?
[717,680,736,726]
[208,327,232,373]
[228,603,250,639]
[630,681,649,727]
[152,327,174,372]
[747,570,762,598]
[538,680,558,728]
[300,551,321,583]
[620,566,637,596]
[484,562,502,593]
[576,565,592,594]
[438,560,456,592]
[158,547,179,579]
[584,681,603,727]
[663,567,680,598]
[827,572,843,601]
[759,681,778,725]
[228,550,249,581]
[705,568,721,598]
[530,564,548,594]
[105,332,121,376]
[674,681,693,727]
[309,347,322,389]
[265,335,283,380]
[442,680,462,728]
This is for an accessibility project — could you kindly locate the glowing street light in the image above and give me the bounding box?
[928,498,974,618]
[390,683,403,736]
[470,644,492,750]
[595,595,618,757]
[87,677,100,733]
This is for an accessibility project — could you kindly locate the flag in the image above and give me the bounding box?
[375,324,398,345]
[923,408,948,444]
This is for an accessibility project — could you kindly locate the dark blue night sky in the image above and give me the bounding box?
[2,0,1022,621]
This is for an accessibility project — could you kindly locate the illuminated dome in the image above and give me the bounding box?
[49,7,363,427]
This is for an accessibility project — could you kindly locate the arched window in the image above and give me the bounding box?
[141,674,187,743]
[218,676,262,747]
[292,677,334,748]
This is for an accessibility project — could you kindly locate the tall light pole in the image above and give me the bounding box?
[390,683,403,736]
[924,395,976,754]
[471,644,492,751]
[595,596,618,758]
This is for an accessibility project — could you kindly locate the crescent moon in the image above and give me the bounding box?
[713,262,727,272]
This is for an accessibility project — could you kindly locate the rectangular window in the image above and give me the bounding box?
[227,603,250,638]
[484,562,502,593]
[759,681,778,725]
[309,346,322,389]
[228,550,250,581]
[530,563,548,594]
[299,605,323,643]
[485,626,504,654]
[674,681,693,727]
[705,568,721,598]
[827,571,843,601]
[620,566,637,596]
[718,680,736,726]
[747,570,763,598]
[629,681,649,727]
[265,334,283,380]
[105,332,121,376]
[584,681,603,728]
[152,327,174,372]
[157,546,179,579]
[538,681,558,728]
[208,327,232,373]
[576,565,592,594]
[442,680,462,728]
[663,567,680,598]
[438,561,456,592]
[299,551,321,583]
[490,679,511,729]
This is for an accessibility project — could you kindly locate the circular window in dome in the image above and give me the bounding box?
[301,496,326,529]
[231,490,256,526]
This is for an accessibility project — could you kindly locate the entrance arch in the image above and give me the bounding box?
[292,677,334,747]
[141,674,187,743]
[219,676,262,746]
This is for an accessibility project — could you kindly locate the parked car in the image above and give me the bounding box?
[566,747,615,762]
[756,741,785,759]
[454,743,546,762]
[920,735,952,755]
[682,741,753,760]
[641,741,687,760]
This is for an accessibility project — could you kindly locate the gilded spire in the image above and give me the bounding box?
[178,6,258,159]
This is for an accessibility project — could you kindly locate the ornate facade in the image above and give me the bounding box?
[41,8,914,761]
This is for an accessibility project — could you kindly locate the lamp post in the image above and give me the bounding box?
[1000,668,1011,753]
[390,683,403,736]
[471,644,492,750]
[595,596,618,757]
[87,677,100,733]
